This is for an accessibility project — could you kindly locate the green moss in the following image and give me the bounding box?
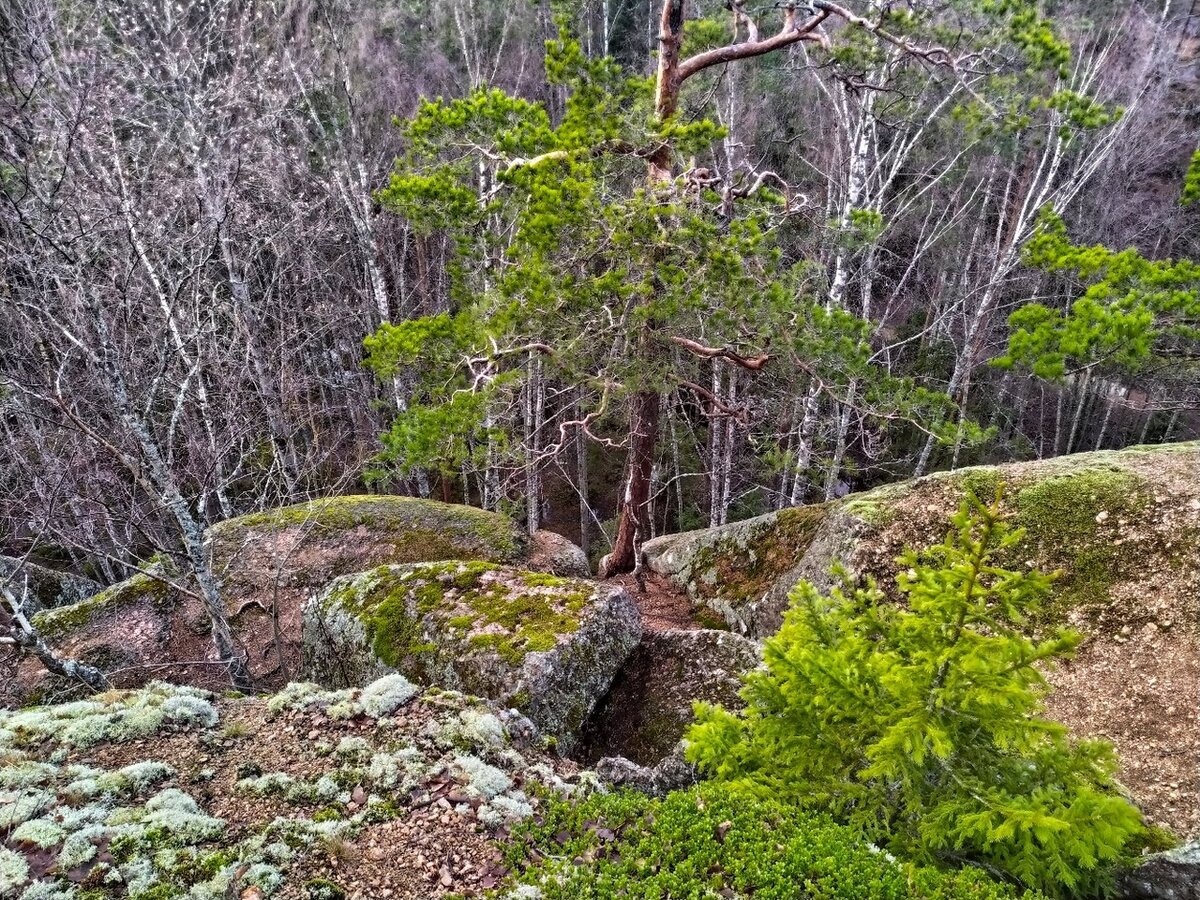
[331,562,593,671]
[305,878,347,900]
[841,481,912,526]
[313,806,344,823]
[212,495,525,562]
[32,573,173,639]
[956,468,1004,504]
[692,607,731,631]
[1010,468,1152,616]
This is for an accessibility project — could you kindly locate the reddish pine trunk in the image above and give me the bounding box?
[603,389,661,575]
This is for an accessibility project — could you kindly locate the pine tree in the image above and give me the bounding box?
[687,492,1145,898]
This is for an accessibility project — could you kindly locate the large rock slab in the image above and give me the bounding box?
[17,497,559,697]
[0,555,99,613]
[644,441,1200,839]
[1120,842,1200,899]
[642,505,830,636]
[302,561,641,750]
[578,629,761,766]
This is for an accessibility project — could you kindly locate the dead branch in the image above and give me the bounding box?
[679,379,751,425]
[669,335,772,370]
[677,6,832,84]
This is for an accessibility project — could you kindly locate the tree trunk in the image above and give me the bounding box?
[602,389,661,576]
[576,396,591,560]
[790,382,821,506]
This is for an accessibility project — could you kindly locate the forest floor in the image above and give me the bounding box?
[2,682,590,900]
[610,572,702,633]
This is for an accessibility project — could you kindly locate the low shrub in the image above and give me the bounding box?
[497,783,1043,899]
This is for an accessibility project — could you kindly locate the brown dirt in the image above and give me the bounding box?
[1046,617,1200,839]
[611,572,704,633]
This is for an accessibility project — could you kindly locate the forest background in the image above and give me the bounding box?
[2,0,1198,584]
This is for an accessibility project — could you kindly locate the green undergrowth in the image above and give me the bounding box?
[491,784,1044,900]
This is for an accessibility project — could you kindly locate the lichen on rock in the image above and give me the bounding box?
[302,562,641,750]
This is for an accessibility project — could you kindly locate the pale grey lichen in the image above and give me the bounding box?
[17,881,76,900]
[235,773,296,797]
[127,788,225,843]
[0,846,30,899]
[358,673,419,718]
[451,755,511,800]
[10,817,66,849]
[0,683,218,751]
[57,824,106,870]
[314,775,340,802]
[115,761,176,794]
[0,789,55,828]
[333,736,373,762]
[452,708,508,751]
[120,857,159,898]
[0,762,56,790]
[161,695,219,729]
[265,682,327,715]
[478,791,534,828]
[243,864,284,896]
[57,805,108,832]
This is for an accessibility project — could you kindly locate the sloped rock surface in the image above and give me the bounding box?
[526,529,590,578]
[644,441,1200,838]
[16,497,538,698]
[302,562,641,750]
[1120,842,1200,899]
[578,628,760,766]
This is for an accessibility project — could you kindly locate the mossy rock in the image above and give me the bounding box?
[207,494,527,570]
[646,442,1200,638]
[642,505,829,635]
[19,496,540,695]
[302,562,641,750]
[31,572,173,641]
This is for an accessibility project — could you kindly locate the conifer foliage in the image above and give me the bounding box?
[687,493,1145,897]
